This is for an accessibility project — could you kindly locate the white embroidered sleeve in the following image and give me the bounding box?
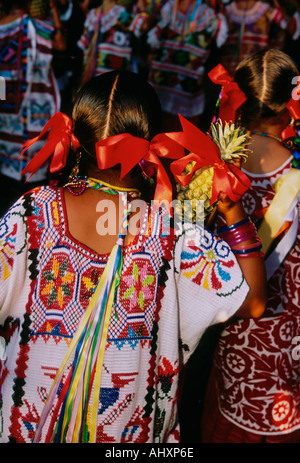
[0,200,29,318]
[174,225,249,360]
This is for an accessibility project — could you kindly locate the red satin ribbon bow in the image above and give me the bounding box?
[169,115,251,206]
[286,77,300,120]
[281,124,296,141]
[281,78,300,140]
[208,64,247,123]
[20,112,81,179]
[95,132,185,207]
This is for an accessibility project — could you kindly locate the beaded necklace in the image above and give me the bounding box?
[64,175,141,198]
[250,131,282,144]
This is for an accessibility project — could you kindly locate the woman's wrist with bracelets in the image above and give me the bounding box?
[218,216,265,259]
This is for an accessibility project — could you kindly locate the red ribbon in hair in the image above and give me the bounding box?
[95,132,185,207]
[208,64,247,123]
[20,112,81,180]
[281,78,300,140]
[281,124,296,141]
[286,77,300,120]
[169,115,251,206]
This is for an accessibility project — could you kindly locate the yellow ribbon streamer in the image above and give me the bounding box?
[89,267,119,442]
[35,244,119,443]
[257,168,300,254]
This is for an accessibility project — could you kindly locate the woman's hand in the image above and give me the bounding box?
[217,192,247,226]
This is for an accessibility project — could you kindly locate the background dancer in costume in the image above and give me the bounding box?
[0,70,266,443]
[146,0,228,131]
[202,48,300,443]
[0,0,62,216]
[220,0,299,76]
[77,0,148,87]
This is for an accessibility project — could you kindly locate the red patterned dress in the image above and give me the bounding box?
[0,186,248,442]
[202,158,300,442]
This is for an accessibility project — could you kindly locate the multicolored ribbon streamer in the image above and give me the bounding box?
[208,63,247,123]
[169,115,251,206]
[34,191,132,443]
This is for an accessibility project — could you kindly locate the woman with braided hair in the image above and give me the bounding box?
[202,48,300,443]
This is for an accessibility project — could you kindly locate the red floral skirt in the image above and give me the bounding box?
[201,367,300,443]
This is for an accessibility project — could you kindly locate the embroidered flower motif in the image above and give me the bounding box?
[241,191,256,216]
[110,256,157,347]
[181,242,234,290]
[113,30,127,46]
[121,261,155,310]
[42,257,74,308]
[272,317,295,348]
[223,348,251,377]
[271,393,294,427]
[273,400,290,422]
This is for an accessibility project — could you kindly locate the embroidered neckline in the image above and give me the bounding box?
[228,1,269,23]
[91,4,124,33]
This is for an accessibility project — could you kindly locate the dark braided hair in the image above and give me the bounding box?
[234,48,299,128]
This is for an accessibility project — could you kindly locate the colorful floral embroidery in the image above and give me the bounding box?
[42,257,74,308]
[108,253,159,349]
[180,235,234,291]
[122,261,155,310]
